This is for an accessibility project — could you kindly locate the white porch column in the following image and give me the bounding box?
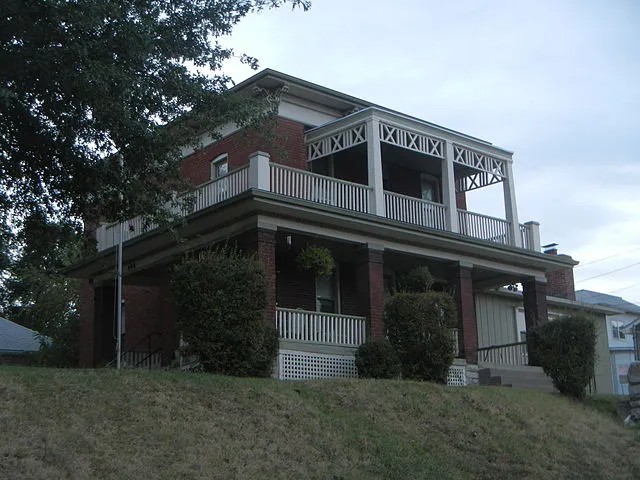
[365,117,385,216]
[443,142,460,233]
[249,151,271,191]
[502,160,522,247]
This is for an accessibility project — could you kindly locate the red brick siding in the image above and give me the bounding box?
[122,285,165,351]
[238,228,277,325]
[357,249,385,341]
[276,250,316,311]
[456,191,467,210]
[181,117,307,185]
[78,280,95,367]
[449,265,478,364]
[338,262,360,317]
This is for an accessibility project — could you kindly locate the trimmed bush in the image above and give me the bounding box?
[355,340,401,379]
[171,247,278,377]
[385,291,457,382]
[528,313,596,399]
[396,266,434,293]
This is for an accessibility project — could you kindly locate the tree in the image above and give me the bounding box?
[4,211,83,367]
[1,0,309,242]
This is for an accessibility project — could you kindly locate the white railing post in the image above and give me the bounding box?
[524,221,541,252]
[443,142,460,233]
[502,160,522,247]
[249,151,271,191]
[365,116,385,216]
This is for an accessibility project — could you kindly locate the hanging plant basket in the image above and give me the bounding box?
[296,245,335,277]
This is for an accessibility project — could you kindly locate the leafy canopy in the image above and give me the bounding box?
[1,0,309,229]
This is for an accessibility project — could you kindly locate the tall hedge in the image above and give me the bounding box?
[171,247,278,377]
[385,290,457,383]
[528,313,596,399]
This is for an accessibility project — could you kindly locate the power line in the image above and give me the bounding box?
[576,261,640,283]
[576,246,640,268]
[607,283,640,294]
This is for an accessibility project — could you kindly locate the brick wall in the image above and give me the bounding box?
[181,117,307,185]
[357,248,385,341]
[449,265,478,364]
[544,249,576,300]
[276,249,316,311]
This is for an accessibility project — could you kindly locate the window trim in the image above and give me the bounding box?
[210,153,229,180]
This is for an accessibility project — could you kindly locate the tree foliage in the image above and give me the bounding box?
[3,211,83,367]
[170,247,278,377]
[1,0,309,234]
[355,340,401,379]
[528,314,597,400]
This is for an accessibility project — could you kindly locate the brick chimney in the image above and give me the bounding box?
[544,247,576,301]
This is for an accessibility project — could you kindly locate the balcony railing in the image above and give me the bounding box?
[276,307,367,347]
[384,191,447,231]
[95,156,541,252]
[270,163,370,213]
[458,210,511,246]
[477,342,529,366]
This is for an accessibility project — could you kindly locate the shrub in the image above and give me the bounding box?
[355,340,401,379]
[296,245,335,277]
[171,247,278,377]
[396,266,434,293]
[528,313,596,399]
[385,291,457,382]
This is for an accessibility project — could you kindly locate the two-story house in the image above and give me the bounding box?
[67,69,576,384]
[576,290,640,395]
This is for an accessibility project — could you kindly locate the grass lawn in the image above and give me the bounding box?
[1,366,639,479]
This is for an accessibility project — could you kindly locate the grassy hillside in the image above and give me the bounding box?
[1,367,638,480]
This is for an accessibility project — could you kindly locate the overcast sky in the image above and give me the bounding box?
[222,0,640,306]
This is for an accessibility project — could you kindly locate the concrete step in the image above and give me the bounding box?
[479,365,558,393]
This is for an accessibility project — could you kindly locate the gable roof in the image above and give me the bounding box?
[0,317,42,355]
[575,290,640,316]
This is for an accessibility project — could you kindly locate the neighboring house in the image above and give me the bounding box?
[0,316,42,365]
[475,288,618,395]
[67,69,577,384]
[575,290,640,395]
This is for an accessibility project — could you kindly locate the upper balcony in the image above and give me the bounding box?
[95,108,541,253]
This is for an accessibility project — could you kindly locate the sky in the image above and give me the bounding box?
[221,0,640,306]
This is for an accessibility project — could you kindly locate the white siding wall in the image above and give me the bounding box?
[475,293,520,348]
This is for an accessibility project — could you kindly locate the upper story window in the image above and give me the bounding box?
[612,321,626,340]
[210,154,228,180]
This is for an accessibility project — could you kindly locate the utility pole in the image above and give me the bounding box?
[116,154,124,370]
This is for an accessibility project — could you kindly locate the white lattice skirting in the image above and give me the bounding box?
[277,350,358,380]
[447,364,466,386]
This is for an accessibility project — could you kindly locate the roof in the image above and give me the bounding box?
[575,290,640,316]
[231,68,513,153]
[0,317,42,355]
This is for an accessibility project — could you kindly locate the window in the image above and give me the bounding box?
[210,154,228,180]
[316,268,339,314]
[612,321,626,340]
[420,173,440,202]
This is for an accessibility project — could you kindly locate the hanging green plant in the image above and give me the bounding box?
[296,245,335,277]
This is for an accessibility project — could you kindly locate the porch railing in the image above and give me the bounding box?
[451,328,460,357]
[96,166,250,251]
[477,342,528,366]
[384,191,447,231]
[275,307,367,347]
[270,163,371,213]
[458,210,511,245]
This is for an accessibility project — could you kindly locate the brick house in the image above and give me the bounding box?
[67,69,577,383]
